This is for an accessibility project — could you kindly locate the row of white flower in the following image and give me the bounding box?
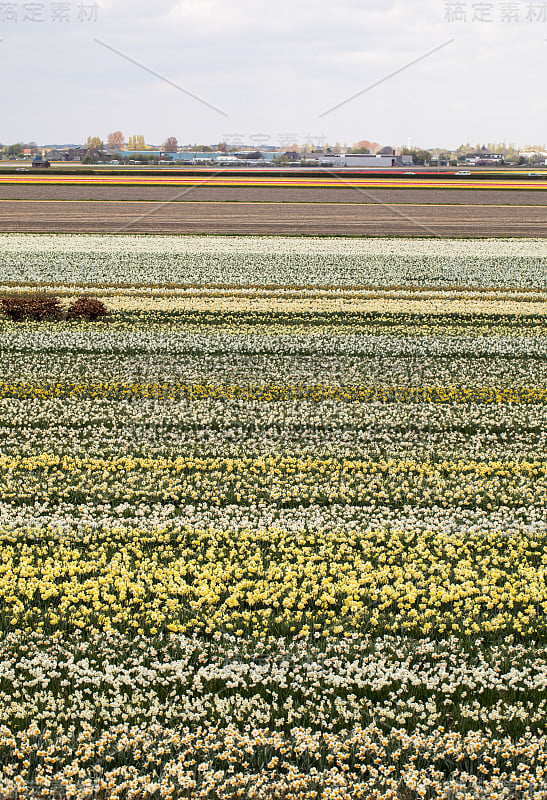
[1,629,546,799]
[0,234,545,288]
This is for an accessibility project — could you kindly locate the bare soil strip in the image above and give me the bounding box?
[0,186,545,206]
[0,200,545,236]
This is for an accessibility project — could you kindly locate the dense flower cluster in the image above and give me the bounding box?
[0,234,545,288]
[2,515,547,640]
[2,629,547,799]
[1,234,547,798]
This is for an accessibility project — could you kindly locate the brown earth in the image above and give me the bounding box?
[0,191,545,236]
[0,185,546,206]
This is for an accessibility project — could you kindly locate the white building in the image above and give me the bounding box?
[342,154,396,167]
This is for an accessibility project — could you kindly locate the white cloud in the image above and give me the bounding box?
[0,0,544,147]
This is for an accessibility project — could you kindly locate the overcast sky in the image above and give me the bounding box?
[1,0,545,149]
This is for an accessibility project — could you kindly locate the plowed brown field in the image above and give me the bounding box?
[0,185,545,236]
[0,185,546,205]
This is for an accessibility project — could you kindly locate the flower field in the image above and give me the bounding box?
[1,173,547,191]
[2,234,547,799]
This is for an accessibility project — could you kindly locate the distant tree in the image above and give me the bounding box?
[217,141,228,153]
[85,136,104,150]
[4,143,23,157]
[162,137,178,153]
[415,150,431,165]
[352,139,380,154]
[401,149,431,165]
[456,142,473,154]
[127,135,146,151]
[26,141,40,155]
[107,131,125,150]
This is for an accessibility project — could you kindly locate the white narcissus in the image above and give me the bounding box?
[0,233,546,797]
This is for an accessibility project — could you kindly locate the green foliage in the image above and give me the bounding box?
[3,143,23,158]
[85,135,104,150]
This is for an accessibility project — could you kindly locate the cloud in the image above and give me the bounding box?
[0,0,544,147]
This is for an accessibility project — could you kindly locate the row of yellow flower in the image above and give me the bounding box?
[1,453,547,512]
[2,452,547,476]
[1,523,546,639]
[1,381,547,403]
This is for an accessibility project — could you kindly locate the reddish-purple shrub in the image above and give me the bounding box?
[1,293,63,321]
[67,295,108,321]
